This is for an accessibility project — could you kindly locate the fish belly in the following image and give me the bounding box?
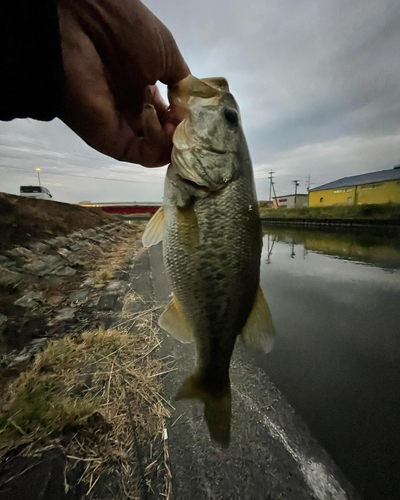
[163,176,261,380]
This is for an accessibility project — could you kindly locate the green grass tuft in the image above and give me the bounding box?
[0,338,100,437]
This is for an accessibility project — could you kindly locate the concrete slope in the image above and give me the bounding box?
[149,243,359,500]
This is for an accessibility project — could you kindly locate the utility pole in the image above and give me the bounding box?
[306,174,311,192]
[268,170,275,207]
[36,168,41,186]
[272,179,278,206]
[293,180,299,206]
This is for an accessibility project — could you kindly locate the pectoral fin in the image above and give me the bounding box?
[142,207,165,247]
[240,287,275,353]
[159,294,194,343]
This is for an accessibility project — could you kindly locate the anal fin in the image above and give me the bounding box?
[240,287,275,353]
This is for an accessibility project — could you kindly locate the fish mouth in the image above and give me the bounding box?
[177,174,211,193]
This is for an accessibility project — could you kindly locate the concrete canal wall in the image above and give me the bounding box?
[262,216,400,229]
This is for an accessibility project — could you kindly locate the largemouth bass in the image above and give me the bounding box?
[142,75,275,447]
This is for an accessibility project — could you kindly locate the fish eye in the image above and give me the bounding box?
[223,108,238,125]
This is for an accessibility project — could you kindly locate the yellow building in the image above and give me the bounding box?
[309,166,400,207]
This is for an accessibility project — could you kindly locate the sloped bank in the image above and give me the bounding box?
[0,222,142,358]
[0,228,174,500]
[0,192,115,252]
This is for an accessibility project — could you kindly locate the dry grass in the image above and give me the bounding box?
[87,236,143,287]
[0,301,174,499]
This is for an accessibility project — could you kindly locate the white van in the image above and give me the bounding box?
[20,186,53,200]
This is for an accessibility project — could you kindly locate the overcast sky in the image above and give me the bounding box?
[1,0,399,203]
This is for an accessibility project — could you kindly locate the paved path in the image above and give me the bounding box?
[148,243,359,500]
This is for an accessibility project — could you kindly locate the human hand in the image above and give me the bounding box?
[57,0,189,167]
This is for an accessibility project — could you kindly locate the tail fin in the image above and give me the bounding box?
[176,372,231,447]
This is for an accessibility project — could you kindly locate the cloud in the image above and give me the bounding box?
[0,119,166,202]
[1,0,399,202]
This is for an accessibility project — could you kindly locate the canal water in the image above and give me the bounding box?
[259,226,400,500]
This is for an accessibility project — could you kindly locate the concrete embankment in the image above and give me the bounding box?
[0,221,142,358]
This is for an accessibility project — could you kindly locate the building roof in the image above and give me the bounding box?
[310,167,400,192]
[274,193,308,199]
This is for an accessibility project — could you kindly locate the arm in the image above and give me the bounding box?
[0,0,65,120]
[0,0,190,167]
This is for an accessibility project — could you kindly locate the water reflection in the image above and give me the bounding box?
[259,226,400,500]
[262,226,400,269]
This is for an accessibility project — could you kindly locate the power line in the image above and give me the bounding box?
[0,144,147,173]
[0,135,156,175]
[0,165,158,185]
[0,143,166,183]
[0,138,109,164]
[0,134,118,164]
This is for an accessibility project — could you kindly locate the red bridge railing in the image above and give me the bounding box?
[79,203,161,215]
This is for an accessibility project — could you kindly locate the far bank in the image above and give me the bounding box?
[259,203,400,229]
